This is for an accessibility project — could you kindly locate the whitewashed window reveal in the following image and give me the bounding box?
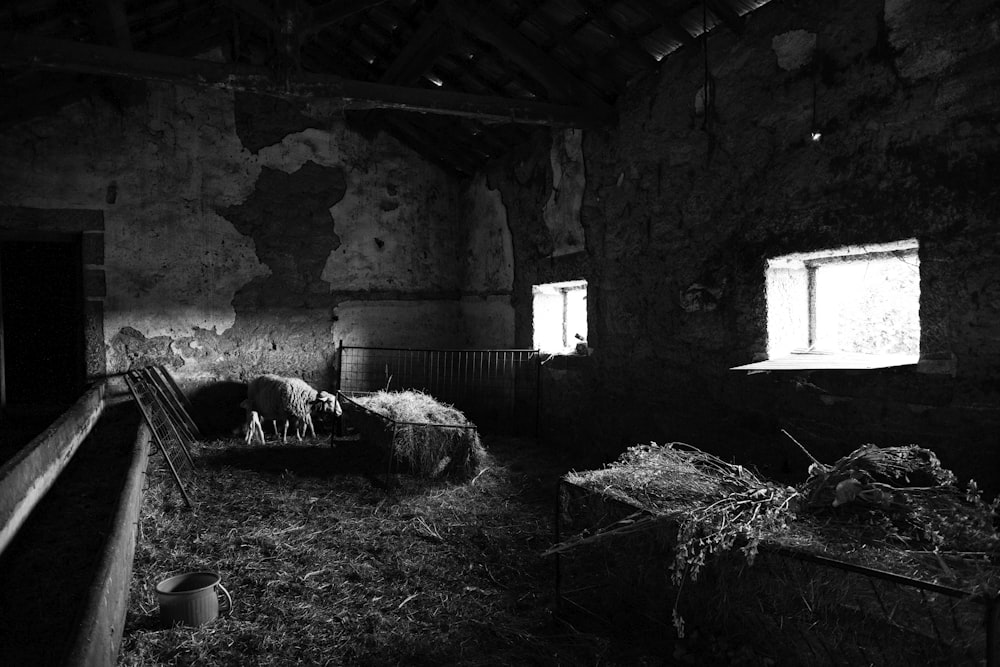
[532,280,588,355]
[733,239,920,371]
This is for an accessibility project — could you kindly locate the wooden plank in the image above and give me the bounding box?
[0,31,608,127]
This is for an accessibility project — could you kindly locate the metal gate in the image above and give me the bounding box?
[337,345,539,435]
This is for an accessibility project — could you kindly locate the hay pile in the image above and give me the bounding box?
[119,435,641,666]
[552,440,1000,637]
[351,390,487,481]
[798,443,1000,554]
[553,442,799,633]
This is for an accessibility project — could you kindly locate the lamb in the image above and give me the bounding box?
[240,400,266,445]
[244,374,338,443]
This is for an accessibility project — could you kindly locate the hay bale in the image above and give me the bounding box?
[351,390,486,481]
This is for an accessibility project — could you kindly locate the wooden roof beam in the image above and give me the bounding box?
[705,0,746,36]
[441,0,611,113]
[632,0,697,48]
[378,3,454,85]
[514,7,625,93]
[88,0,132,49]
[575,0,659,69]
[0,32,609,127]
[307,0,394,37]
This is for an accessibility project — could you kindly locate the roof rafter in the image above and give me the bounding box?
[574,0,659,70]
[513,5,624,95]
[378,3,453,86]
[632,0,696,48]
[442,0,611,113]
[705,0,746,35]
[0,31,609,127]
[307,0,394,37]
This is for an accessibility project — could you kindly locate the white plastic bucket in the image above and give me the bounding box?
[155,571,233,627]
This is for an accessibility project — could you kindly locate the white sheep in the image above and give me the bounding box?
[245,374,338,443]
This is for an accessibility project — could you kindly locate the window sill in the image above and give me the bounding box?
[731,352,919,372]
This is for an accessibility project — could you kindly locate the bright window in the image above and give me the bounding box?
[735,240,920,371]
[532,280,587,354]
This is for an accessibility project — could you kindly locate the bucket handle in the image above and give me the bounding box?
[217,582,234,616]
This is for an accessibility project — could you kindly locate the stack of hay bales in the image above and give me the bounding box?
[349,390,486,481]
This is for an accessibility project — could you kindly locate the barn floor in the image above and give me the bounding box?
[0,400,761,666]
[116,430,751,666]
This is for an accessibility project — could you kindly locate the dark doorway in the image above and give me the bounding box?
[0,237,86,417]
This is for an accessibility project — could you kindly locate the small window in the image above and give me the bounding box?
[533,280,588,354]
[734,240,920,371]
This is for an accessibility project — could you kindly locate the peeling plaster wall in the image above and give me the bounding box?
[0,74,462,433]
[491,0,1000,490]
[542,129,586,257]
[459,173,515,348]
[335,300,464,349]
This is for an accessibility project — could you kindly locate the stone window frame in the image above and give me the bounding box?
[532,279,589,356]
[734,239,922,372]
[0,207,106,382]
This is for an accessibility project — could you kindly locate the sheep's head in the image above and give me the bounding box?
[312,391,338,414]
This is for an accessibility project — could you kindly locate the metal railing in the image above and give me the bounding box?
[337,344,540,435]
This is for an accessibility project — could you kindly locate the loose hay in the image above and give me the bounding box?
[344,390,487,481]
[551,440,1000,663]
[120,435,666,666]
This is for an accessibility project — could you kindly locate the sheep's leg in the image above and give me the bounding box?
[282,419,289,443]
[252,414,265,445]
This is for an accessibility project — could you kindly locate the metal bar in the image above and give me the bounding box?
[141,368,196,470]
[336,340,343,391]
[770,546,973,598]
[339,345,539,353]
[146,367,198,445]
[155,365,203,438]
[533,350,541,438]
[125,373,193,509]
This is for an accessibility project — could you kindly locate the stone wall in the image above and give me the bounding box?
[488,0,1000,490]
[0,70,470,435]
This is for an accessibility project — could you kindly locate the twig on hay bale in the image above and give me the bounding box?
[552,439,1000,638]
[556,442,800,637]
